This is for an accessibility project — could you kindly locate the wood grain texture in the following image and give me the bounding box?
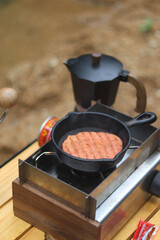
[112,196,160,240]
[20,227,44,240]
[0,199,31,240]
[13,179,101,240]
[127,74,146,113]
[149,209,160,240]
[0,141,39,207]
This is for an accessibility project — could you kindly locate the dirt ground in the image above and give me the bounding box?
[0,0,160,165]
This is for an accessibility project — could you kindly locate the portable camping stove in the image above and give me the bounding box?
[13,103,160,240]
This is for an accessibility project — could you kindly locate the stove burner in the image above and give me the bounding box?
[34,152,114,194]
[56,163,114,194]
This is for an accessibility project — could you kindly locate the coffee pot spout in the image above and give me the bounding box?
[63,59,70,71]
[64,58,78,70]
[63,59,69,66]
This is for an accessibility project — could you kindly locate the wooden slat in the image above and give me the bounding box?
[0,199,31,240]
[150,209,160,226]
[149,210,160,240]
[0,142,39,207]
[112,196,160,240]
[20,227,44,240]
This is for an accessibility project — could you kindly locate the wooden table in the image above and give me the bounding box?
[0,141,160,240]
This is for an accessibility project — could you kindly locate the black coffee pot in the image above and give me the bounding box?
[64,52,146,113]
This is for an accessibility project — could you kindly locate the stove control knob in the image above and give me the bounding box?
[149,171,160,198]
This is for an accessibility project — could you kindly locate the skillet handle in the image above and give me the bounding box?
[126,112,157,128]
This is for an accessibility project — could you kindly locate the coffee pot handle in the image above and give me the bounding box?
[127,74,146,113]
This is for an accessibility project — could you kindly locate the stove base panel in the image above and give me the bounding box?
[12,178,153,240]
[12,179,101,240]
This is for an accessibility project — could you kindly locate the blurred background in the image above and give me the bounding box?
[0,0,160,165]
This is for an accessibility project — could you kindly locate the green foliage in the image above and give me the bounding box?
[139,18,153,33]
[0,0,17,8]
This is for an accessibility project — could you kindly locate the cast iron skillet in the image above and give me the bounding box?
[51,111,156,173]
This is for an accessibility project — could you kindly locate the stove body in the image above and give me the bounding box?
[13,103,160,240]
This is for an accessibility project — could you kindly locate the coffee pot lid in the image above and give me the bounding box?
[65,52,123,82]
